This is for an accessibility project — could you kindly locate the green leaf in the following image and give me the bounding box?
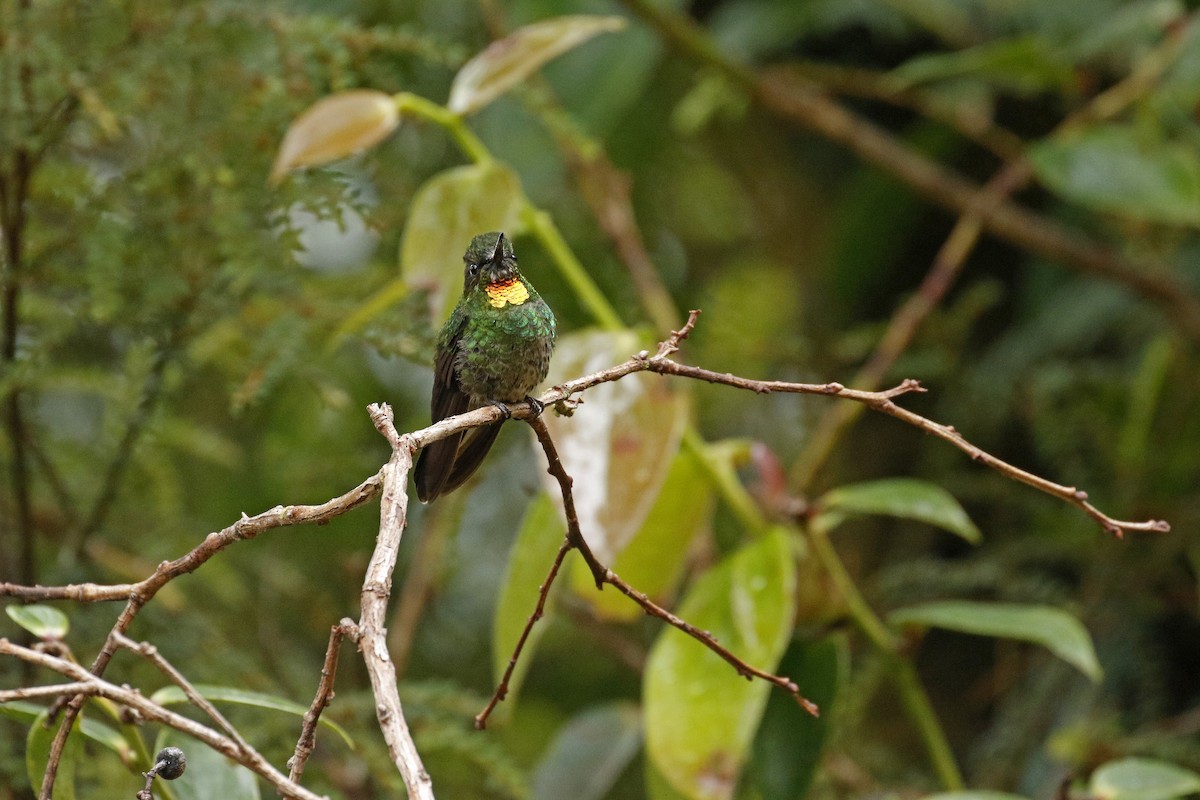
[448,15,627,116]
[1091,758,1200,800]
[1028,125,1200,226]
[540,330,688,582]
[492,493,568,705]
[0,703,129,759]
[532,702,642,800]
[6,605,70,640]
[1068,1,1183,64]
[877,0,976,45]
[645,527,797,800]
[891,35,1074,96]
[156,731,260,800]
[816,478,981,543]
[269,90,399,184]
[889,601,1102,682]
[399,161,525,323]
[751,637,842,800]
[26,711,80,800]
[148,685,353,748]
[579,447,713,621]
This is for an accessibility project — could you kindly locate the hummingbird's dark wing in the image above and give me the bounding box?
[414,316,470,502]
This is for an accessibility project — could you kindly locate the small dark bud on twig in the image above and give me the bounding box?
[151,747,187,780]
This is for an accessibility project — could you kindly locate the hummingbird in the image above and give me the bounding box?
[414,232,557,502]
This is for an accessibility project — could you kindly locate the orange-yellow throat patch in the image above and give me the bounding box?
[485,278,530,308]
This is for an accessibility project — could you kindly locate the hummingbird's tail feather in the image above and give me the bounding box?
[440,420,503,497]
[413,421,503,502]
[414,429,464,503]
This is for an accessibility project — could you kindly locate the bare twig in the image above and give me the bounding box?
[113,633,251,755]
[289,620,356,785]
[0,639,327,800]
[358,403,434,800]
[477,408,820,729]
[476,536,573,729]
[26,473,383,799]
[0,681,94,702]
[647,355,1169,538]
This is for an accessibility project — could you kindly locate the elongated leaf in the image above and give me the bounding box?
[157,731,260,800]
[532,703,642,800]
[399,161,525,323]
[817,478,981,543]
[0,703,129,759]
[6,605,69,640]
[1029,125,1200,226]
[492,493,568,704]
[645,527,797,800]
[26,711,80,800]
[751,637,842,800]
[542,330,688,572]
[890,601,1102,681]
[149,685,352,748]
[877,0,975,45]
[1091,758,1200,800]
[891,35,1073,95]
[269,90,398,184]
[577,447,713,621]
[449,16,626,116]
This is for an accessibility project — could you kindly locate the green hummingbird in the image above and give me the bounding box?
[414,232,557,502]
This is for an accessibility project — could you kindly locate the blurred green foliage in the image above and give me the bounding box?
[2,0,1199,799]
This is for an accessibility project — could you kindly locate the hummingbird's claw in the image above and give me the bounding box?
[488,400,513,420]
[524,396,545,418]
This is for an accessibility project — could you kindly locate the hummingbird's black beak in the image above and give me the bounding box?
[490,232,506,265]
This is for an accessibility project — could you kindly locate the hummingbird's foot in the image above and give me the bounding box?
[524,395,545,418]
[487,400,513,420]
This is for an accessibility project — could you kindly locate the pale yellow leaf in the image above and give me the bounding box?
[448,15,626,116]
[270,90,398,184]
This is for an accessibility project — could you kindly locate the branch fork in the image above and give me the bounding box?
[1,310,1168,800]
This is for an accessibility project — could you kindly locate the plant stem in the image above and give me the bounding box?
[522,205,624,331]
[808,523,964,789]
[394,92,492,164]
[681,429,767,535]
[890,656,965,790]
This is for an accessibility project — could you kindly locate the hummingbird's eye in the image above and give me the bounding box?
[467,263,480,276]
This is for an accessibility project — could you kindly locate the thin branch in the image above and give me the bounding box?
[523,309,1164,536]
[289,620,356,785]
[25,472,383,799]
[358,403,434,800]
[648,355,1169,538]
[477,412,820,729]
[1,474,382,603]
[0,639,328,800]
[476,537,572,729]
[0,681,95,702]
[113,633,252,755]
